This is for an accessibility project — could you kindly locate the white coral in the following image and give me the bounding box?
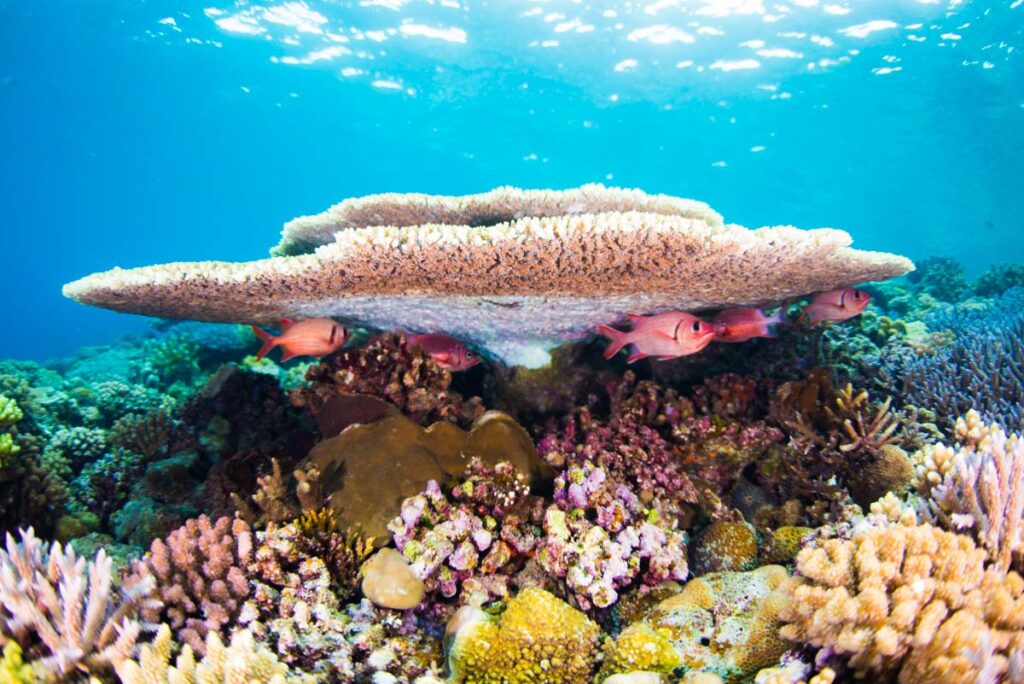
[0,527,157,677]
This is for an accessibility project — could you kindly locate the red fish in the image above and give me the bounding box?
[406,333,479,372]
[798,287,871,326]
[712,307,788,343]
[596,312,715,363]
[251,318,349,361]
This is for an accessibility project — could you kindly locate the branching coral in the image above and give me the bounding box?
[779,523,1024,683]
[115,623,306,684]
[918,410,1024,572]
[0,528,157,679]
[127,515,254,654]
[293,333,484,428]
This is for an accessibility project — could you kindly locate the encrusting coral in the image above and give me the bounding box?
[779,522,1024,683]
[126,515,254,655]
[0,528,157,679]
[63,186,912,366]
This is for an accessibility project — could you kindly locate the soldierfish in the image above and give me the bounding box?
[712,307,788,343]
[798,287,872,326]
[251,318,349,361]
[597,312,716,363]
[406,333,480,372]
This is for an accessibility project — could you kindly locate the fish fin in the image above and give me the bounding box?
[626,348,649,364]
[626,312,645,321]
[656,355,678,361]
[279,349,300,362]
[251,325,277,360]
[435,352,452,364]
[280,318,295,329]
[596,325,628,360]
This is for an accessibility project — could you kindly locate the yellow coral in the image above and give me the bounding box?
[779,523,1024,683]
[0,396,22,430]
[0,433,20,468]
[691,520,758,575]
[763,526,813,564]
[115,624,310,684]
[602,566,791,683]
[0,641,35,684]
[448,587,601,683]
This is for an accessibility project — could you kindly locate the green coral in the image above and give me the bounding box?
[600,566,792,683]
[0,641,36,684]
[973,262,1024,297]
[448,587,601,683]
[0,395,23,430]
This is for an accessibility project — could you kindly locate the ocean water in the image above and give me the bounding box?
[1,0,1021,360]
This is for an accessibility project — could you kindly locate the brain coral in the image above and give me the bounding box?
[63,186,912,367]
[779,523,1024,683]
[447,586,601,683]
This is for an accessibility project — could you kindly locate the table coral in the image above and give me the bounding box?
[601,565,791,683]
[447,586,601,683]
[126,515,254,655]
[779,522,1024,683]
[63,188,912,367]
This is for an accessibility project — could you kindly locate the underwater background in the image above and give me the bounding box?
[2,1,1024,683]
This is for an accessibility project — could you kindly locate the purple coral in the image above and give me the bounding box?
[389,459,544,602]
[126,514,253,654]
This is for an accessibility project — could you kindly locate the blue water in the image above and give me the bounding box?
[1,0,1021,361]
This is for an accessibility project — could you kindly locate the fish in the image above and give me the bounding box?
[406,333,480,372]
[712,307,788,343]
[596,311,716,363]
[251,318,349,361]
[798,287,872,326]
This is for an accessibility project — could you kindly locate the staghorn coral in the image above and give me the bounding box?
[0,436,67,538]
[920,410,1024,572]
[64,189,912,367]
[447,586,601,683]
[779,522,1024,683]
[127,515,253,655]
[389,460,545,604]
[115,623,308,684]
[600,565,791,683]
[109,410,172,461]
[293,333,483,427]
[0,527,157,679]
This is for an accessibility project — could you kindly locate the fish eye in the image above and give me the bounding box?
[691,320,701,333]
[853,289,863,300]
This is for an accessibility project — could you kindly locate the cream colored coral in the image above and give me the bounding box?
[64,192,913,367]
[868,492,919,526]
[115,624,309,684]
[779,523,1024,683]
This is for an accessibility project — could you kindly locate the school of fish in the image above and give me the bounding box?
[247,287,870,368]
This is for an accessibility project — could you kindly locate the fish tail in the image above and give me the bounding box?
[596,325,628,360]
[251,325,277,360]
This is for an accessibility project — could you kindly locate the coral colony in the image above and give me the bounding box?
[2,185,1024,683]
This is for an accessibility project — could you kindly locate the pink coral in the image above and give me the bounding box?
[127,515,253,654]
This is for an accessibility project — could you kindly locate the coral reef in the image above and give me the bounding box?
[779,522,1024,683]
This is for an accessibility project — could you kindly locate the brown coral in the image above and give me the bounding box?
[779,523,1024,683]
[127,515,254,654]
